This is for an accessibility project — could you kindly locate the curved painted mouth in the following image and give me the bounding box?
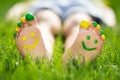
[82,40,97,51]
[23,38,38,50]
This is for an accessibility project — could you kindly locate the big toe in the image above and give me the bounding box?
[25,13,37,26]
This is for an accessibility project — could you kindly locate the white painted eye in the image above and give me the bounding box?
[22,36,27,41]
[30,32,35,37]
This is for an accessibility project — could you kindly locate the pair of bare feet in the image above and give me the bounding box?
[14,11,105,64]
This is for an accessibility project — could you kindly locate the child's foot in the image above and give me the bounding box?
[63,20,105,63]
[14,13,54,59]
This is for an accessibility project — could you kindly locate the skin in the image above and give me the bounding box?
[63,28,103,64]
[15,10,61,59]
[35,10,62,35]
[16,26,47,58]
[63,12,103,64]
[15,10,103,62]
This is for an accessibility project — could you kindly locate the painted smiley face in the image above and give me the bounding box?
[82,35,98,51]
[22,32,38,50]
[69,29,104,62]
[15,26,49,59]
[70,28,104,55]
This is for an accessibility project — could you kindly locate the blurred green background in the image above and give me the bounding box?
[0,0,23,19]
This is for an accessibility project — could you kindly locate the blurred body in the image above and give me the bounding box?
[6,0,116,27]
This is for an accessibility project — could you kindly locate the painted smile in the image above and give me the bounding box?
[23,38,38,50]
[82,41,97,51]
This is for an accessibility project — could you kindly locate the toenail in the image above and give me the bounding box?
[101,35,105,40]
[13,32,17,38]
[20,17,26,23]
[93,21,97,27]
[99,29,104,35]
[16,27,20,32]
[96,24,101,30]
[25,13,34,21]
[17,22,22,27]
[80,20,90,29]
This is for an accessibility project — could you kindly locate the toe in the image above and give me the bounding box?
[25,13,37,26]
[14,13,37,38]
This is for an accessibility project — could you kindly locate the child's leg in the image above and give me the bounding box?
[35,10,62,35]
[15,10,62,59]
[63,12,92,37]
[62,12,105,64]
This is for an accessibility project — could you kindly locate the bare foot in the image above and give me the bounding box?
[63,20,105,64]
[14,13,54,60]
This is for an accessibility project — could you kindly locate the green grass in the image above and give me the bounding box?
[0,0,120,80]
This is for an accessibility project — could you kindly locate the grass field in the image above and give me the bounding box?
[0,0,120,80]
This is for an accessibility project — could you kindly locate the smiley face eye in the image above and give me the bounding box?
[30,32,35,37]
[22,36,27,41]
[86,35,91,40]
[94,39,98,44]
